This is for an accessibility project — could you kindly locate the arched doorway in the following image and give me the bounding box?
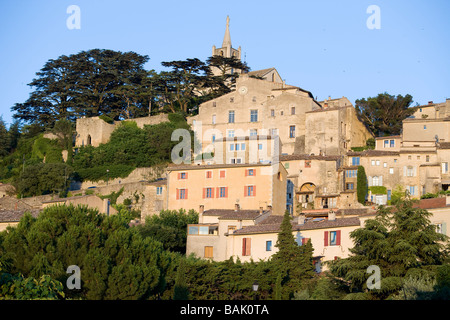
[298,183,316,209]
[87,134,92,146]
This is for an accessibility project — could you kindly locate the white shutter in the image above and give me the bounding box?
[413,166,417,177]
[403,166,407,176]
[379,175,383,186]
[368,176,372,187]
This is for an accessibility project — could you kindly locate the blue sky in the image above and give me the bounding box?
[0,0,449,127]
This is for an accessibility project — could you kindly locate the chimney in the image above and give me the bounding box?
[446,194,450,206]
[235,203,240,211]
[199,205,204,214]
[259,206,264,215]
[428,101,433,105]
[297,214,305,225]
[328,209,336,221]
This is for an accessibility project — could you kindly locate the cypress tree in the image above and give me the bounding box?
[357,165,368,204]
[271,210,315,299]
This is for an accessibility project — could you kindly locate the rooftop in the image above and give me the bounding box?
[232,217,361,235]
[0,209,41,223]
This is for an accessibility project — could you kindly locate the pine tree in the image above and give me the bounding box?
[329,197,449,299]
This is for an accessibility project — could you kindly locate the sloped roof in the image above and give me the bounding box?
[232,217,361,235]
[0,209,41,223]
[202,209,268,220]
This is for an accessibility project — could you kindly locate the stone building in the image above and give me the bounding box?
[75,114,169,147]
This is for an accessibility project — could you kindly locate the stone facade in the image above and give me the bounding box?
[75,114,169,147]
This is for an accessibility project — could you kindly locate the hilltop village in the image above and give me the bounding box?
[1,17,449,272]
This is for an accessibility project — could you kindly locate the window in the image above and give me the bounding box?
[204,187,214,199]
[389,168,394,174]
[258,144,263,150]
[266,240,272,251]
[212,114,216,124]
[228,110,235,123]
[384,140,389,148]
[372,176,381,186]
[376,160,380,166]
[291,107,296,115]
[324,230,341,246]
[305,160,311,168]
[249,129,257,136]
[285,162,290,169]
[241,143,246,150]
[442,162,449,174]
[228,225,236,234]
[230,158,242,164]
[246,169,255,176]
[179,172,187,179]
[228,130,235,138]
[204,246,213,258]
[177,188,187,200]
[406,166,415,177]
[156,187,163,195]
[245,185,256,197]
[212,134,216,142]
[371,160,375,166]
[390,140,395,147]
[408,185,417,196]
[230,144,234,151]
[206,171,212,179]
[270,128,278,136]
[424,125,427,130]
[387,189,392,200]
[352,157,360,166]
[426,155,430,162]
[408,155,412,160]
[220,170,226,178]
[383,162,387,168]
[346,170,357,178]
[250,110,258,122]
[219,187,227,198]
[289,125,295,138]
[242,238,251,256]
[230,97,234,103]
[346,183,354,190]
[270,109,275,117]
[435,223,446,234]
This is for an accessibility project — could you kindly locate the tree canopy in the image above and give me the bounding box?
[355,92,416,136]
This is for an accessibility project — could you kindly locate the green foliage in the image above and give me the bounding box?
[137,209,198,253]
[271,211,315,299]
[173,258,190,300]
[17,162,73,197]
[0,205,169,300]
[99,115,114,124]
[73,164,135,182]
[369,186,387,195]
[328,198,449,299]
[0,270,65,300]
[97,187,124,205]
[356,166,368,204]
[355,92,415,136]
[72,114,192,183]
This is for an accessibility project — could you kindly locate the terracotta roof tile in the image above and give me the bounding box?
[232,217,361,235]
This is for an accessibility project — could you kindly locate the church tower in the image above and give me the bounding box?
[212,16,242,60]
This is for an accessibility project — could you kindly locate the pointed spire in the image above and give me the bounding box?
[222,15,232,48]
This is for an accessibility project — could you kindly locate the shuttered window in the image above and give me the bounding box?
[242,238,251,256]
